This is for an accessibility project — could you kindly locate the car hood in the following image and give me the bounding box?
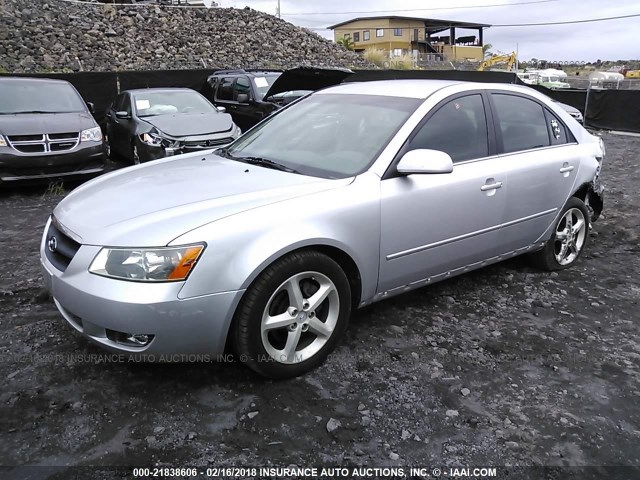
[0,112,96,136]
[141,112,235,137]
[53,152,352,246]
[263,66,354,99]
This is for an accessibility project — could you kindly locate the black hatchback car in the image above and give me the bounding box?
[0,77,106,184]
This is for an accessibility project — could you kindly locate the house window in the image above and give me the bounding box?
[353,32,360,42]
[376,28,384,37]
[392,48,403,57]
[363,30,370,41]
[343,33,350,40]
[394,28,403,36]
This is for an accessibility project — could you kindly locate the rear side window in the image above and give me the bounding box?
[216,77,234,101]
[408,94,489,162]
[544,109,570,145]
[492,94,550,153]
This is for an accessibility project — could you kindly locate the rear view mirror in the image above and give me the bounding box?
[115,111,130,119]
[236,93,249,104]
[86,102,95,114]
[397,149,454,175]
[216,106,226,113]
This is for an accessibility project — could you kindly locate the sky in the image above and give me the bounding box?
[218,0,640,62]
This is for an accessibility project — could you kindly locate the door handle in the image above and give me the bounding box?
[481,181,503,191]
[559,165,574,173]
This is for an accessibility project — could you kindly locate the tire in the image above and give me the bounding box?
[104,133,111,159]
[232,250,351,379]
[132,143,141,165]
[529,197,590,271]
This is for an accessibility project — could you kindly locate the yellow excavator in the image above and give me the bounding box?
[477,52,517,72]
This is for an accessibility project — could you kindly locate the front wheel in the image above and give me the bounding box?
[529,197,590,271]
[232,250,351,379]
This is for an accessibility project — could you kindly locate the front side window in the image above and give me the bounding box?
[225,94,421,178]
[216,77,235,101]
[394,28,403,36]
[492,94,550,153]
[376,28,384,37]
[363,30,370,41]
[234,76,251,101]
[408,94,489,162]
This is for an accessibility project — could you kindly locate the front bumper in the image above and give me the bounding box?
[0,143,106,182]
[40,221,244,357]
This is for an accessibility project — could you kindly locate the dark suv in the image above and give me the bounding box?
[0,77,107,184]
[207,67,353,132]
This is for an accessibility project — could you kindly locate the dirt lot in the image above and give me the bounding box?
[0,132,639,478]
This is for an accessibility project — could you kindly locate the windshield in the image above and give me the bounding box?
[134,91,216,117]
[252,75,279,100]
[0,81,87,114]
[225,93,421,178]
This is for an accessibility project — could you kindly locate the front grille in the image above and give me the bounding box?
[44,221,81,272]
[183,137,234,149]
[8,132,79,154]
[8,134,43,142]
[48,132,78,140]
[15,144,45,153]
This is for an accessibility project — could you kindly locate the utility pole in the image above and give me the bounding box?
[277,0,281,18]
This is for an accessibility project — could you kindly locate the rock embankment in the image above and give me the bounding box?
[0,0,373,72]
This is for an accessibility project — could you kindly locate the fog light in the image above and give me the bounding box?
[127,334,151,346]
[106,329,154,347]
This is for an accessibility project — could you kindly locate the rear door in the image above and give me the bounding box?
[378,92,507,293]
[488,92,580,251]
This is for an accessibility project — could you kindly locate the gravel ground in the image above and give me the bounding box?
[0,132,639,478]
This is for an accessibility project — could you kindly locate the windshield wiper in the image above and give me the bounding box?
[238,156,299,173]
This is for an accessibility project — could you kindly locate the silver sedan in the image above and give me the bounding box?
[41,80,605,378]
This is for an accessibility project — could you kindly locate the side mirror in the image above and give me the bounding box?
[115,111,131,119]
[86,102,95,114]
[236,93,249,104]
[396,149,453,175]
[216,106,227,113]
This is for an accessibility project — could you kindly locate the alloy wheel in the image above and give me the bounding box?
[554,207,587,266]
[260,271,339,364]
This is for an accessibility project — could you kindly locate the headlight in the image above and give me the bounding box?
[0,135,6,147]
[139,132,165,147]
[80,127,102,142]
[89,244,205,282]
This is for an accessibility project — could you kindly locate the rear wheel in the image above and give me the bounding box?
[132,143,141,165]
[529,197,590,271]
[232,250,351,379]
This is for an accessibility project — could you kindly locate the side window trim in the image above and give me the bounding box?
[382,90,495,180]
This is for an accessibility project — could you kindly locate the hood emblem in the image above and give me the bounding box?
[48,236,58,253]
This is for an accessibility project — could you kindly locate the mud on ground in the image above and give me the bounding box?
[0,132,638,477]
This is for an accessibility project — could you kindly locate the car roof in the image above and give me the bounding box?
[318,79,551,100]
[318,80,463,98]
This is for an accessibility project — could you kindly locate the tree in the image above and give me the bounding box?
[482,43,493,59]
[337,37,355,51]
